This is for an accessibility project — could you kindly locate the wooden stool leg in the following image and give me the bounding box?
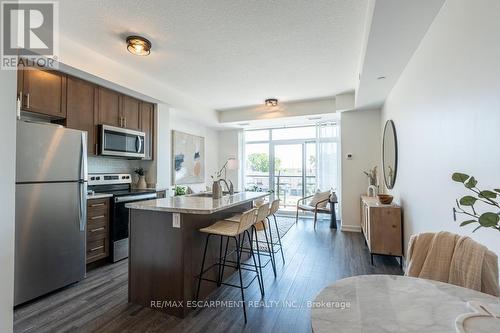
[196,234,211,301]
[234,236,247,323]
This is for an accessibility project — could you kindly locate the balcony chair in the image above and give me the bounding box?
[295,190,338,229]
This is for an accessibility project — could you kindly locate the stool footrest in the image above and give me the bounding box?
[196,262,259,290]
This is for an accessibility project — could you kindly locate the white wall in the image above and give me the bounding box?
[341,109,381,231]
[381,0,500,258]
[218,130,243,191]
[155,106,220,193]
[0,70,17,332]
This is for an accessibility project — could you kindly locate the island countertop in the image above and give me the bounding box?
[125,191,269,214]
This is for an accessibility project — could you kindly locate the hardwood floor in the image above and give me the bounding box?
[14,218,403,333]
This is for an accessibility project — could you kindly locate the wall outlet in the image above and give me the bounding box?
[173,213,181,228]
[346,153,353,160]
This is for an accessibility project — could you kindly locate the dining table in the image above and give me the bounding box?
[311,275,500,333]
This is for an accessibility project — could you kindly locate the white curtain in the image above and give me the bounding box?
[316,122,339,193]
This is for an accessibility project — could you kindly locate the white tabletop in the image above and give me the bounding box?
[311,275,500,333]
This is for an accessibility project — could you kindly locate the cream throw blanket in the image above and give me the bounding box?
[406,231,499,297]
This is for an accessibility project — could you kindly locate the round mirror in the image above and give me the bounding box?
[382,120,398,189]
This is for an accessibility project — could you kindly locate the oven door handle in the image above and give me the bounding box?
[115,193,157,203]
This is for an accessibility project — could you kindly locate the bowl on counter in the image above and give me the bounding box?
[377,194,394,205]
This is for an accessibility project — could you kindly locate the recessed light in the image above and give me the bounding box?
[377,76,386,80]
[265,98,278,107]
[308,116,322,121]
[126,35,151,56]
[237,122,250,126]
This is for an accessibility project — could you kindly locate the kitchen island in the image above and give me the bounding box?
[125,191,269,318]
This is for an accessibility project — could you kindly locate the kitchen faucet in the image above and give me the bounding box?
[219,178,234,195]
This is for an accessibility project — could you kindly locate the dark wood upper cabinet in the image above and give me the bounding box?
[140,102,154,160]
[16,66,156,160]
[121,96,141,131]
[66,77,98,155]
[97,87,121,127]
[20,67,66,118]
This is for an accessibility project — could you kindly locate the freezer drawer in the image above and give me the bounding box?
[15,182,86,305]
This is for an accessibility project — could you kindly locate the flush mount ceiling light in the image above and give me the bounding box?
[265,98,278,107]
[126,35,151,56]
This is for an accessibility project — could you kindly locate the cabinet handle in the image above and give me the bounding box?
[90,203,105,207]
[124,117,127,128]
[90,227,105,232]
[90,215,105,220]
[95,143,99,155]
[26,93,30,109]
[89,245,104,252]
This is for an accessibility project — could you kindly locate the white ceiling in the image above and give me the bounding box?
[59,0,368,110]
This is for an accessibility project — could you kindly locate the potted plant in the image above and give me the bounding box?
[174,185,187,196]
[452,172,500,232]
[134,167,147,189]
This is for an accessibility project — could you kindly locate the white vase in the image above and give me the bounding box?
[137,175,147,189]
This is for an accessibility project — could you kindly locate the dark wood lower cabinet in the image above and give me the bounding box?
[87,198,110,264]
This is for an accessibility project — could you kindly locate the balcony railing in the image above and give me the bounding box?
[245,174,317,209]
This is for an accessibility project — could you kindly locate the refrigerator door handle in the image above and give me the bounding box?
[80,132,88,181]
[79,182,87,232]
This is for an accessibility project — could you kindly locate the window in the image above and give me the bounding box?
[243,123,339,212]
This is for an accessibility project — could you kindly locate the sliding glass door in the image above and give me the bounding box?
[270,141,318,210]
[273,143,304,208]
[243,123,338,213]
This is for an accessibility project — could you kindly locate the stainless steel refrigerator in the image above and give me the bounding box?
[15,120,87,306]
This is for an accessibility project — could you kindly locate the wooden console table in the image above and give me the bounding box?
[360,196,403,267]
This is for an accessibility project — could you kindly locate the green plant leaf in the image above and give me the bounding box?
[459,196,477,206]
[472,225,482,232]
[478,212,500,227]
[494,189,500,193]
[464,177,477,189]
[460,220,477,227]
[452,173,469,183]
[478,191,497,199]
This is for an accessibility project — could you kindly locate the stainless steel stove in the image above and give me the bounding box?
[88,173,157,262]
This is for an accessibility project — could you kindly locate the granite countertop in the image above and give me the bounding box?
[87,193,113,200]
[311,275,500,333]
[125,191,269,214]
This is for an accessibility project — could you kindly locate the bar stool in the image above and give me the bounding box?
[227,203,276,280]
[195,208,263,323]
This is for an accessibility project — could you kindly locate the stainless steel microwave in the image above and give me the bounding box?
[100,125,145,159]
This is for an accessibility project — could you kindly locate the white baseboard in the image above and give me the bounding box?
[341,224,361,233]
